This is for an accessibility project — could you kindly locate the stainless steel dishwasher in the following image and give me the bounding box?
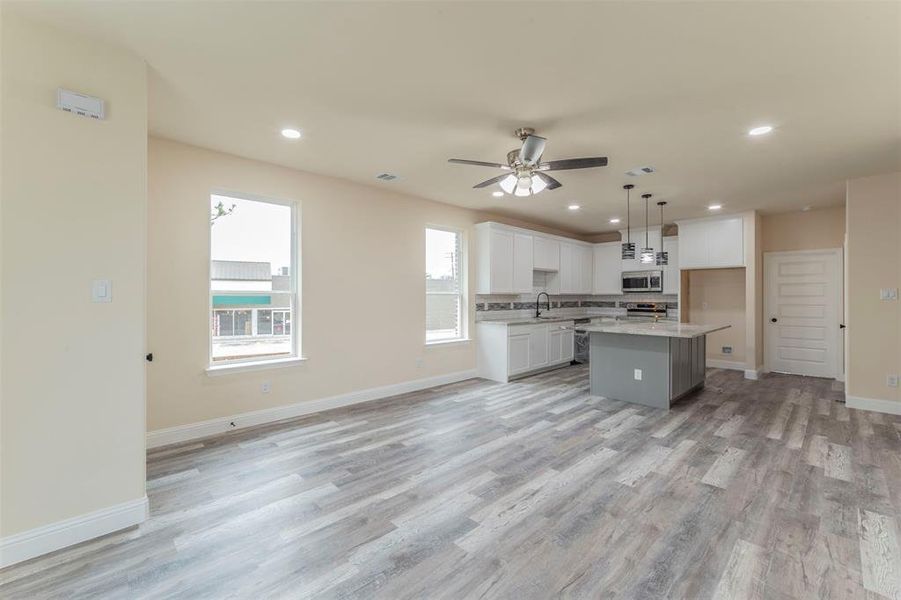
[573,318,592,363]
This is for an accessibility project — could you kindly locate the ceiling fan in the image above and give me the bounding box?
[448,128,608,197]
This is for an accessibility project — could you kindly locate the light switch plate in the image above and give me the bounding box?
[634,369,642,381]
[91,279,112,303]
[880,288,899,301]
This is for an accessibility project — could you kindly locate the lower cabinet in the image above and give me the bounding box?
[477,321,575,383]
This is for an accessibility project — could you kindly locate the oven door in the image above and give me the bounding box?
[622,272,650,293]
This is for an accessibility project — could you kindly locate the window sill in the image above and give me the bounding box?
[425,338,472,348]
[205,356,307,377]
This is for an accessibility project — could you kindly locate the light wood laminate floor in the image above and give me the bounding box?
[3,366,901,599]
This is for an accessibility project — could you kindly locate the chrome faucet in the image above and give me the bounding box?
[536,292,551,318]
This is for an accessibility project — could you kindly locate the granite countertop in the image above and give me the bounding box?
[579,322,730,339]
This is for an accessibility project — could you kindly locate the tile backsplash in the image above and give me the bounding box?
[475,292,678,321]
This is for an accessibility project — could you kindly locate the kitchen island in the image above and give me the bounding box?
[579,321,730,409]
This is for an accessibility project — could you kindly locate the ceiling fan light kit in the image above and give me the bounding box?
[639,193,655,264]
[448,127,608,197]
[621,184,636,259]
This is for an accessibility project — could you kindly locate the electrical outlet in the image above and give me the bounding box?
[880,288,899,301]
[261,382,271,393]
[888,375,899,388]
[415,357,424,369]
[722,346,733,354]
[634,368,642,381]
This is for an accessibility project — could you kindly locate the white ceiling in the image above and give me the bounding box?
[11,1,901,233]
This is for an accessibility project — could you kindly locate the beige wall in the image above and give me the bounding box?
[688,269,747,365]
[761,206,845,253]
[148,138,495,431]
[846,172,901,403]
[0,13,147,536]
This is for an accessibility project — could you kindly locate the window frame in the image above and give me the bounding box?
[207,190,301,369]
[425,224,468,345]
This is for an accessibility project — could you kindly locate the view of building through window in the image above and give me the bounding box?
[210,194,295,362]
[426,227,464,342]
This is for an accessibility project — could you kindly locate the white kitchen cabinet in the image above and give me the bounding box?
[475,223,533,294]
[477,320,575,382]
[579,245,593,293]
[676,215,745,269]
[507,332,531,376]
[558,242,593,294]
[662,236,680,295]
[528,324,549,369]
[533,236,560,271]
[558,243,575,293]
[513,233,534,294]
[593,241,621,294]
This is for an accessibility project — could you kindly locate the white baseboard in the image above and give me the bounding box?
[0,496,148,569]
[744,369,761,380]
[147,369,479,449]
[846,394,901,416]
[707,359,746,371]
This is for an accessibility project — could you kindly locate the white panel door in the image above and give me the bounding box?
[513,233,534,294]
[593,242,622,294]
[528,324,549,369]
[508,333,531,375]
[488,228,514,293]
[765,249,842,378]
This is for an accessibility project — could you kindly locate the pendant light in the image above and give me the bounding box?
[656,201,669,266]
[639,193,655,264]
[621,184,635,259]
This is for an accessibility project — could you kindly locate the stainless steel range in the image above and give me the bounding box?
[624,302,669,321]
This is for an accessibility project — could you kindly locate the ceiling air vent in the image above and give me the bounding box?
[625,166,656,177]
[376,173,398,181]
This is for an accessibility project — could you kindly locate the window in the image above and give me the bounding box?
[426,226,465,343]
[210,193,297,364]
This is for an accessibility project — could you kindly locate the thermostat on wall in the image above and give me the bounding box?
[57,88,105,120]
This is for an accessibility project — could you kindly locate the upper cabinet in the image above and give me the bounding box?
[676,215,745,269]
[593,242,621,294]
[533,236,560,271]
[476,222,596,296]
[476,223,534,294]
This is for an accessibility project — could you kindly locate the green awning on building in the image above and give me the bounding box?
[212,295,271,307]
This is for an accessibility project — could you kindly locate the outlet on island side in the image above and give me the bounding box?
[888,375,899,388]
[722,346,733,355]
[262,381,271,393]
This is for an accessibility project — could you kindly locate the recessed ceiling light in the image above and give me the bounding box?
[568,204,581,211]
[609,218,621,224]
[280,128,302,139]
[708,204,722,211]
[802,206,811,212]
[492,191,504,197]
[748,125,773,136]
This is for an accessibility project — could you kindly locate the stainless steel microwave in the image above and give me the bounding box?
[622,270,663,293]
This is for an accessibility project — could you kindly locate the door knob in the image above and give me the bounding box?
[770,318,777,323]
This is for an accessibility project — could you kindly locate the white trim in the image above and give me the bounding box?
[206,356,307,376]
[706,359,746,371]
[0,496,148,568]
[846,394,901,416]
[148,369,478,449]
[744,368,761,380]
[425,338,472,348]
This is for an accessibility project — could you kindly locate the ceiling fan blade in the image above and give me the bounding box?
[448,158,511,169]
[519,135,546,166]
[534,171,563,190]
[539,156,608,171]
[473,173,513,189]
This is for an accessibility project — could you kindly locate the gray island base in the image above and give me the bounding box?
[580,322,731,410]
